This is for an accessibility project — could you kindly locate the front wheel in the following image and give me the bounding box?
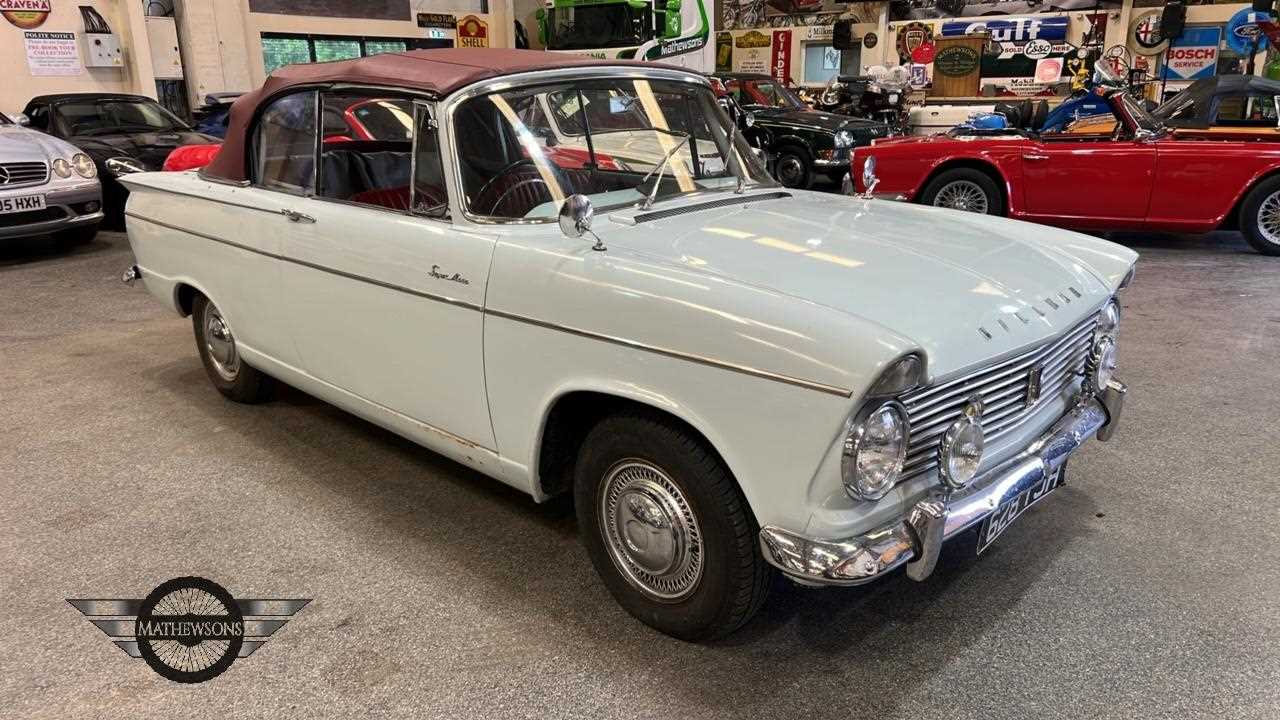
[919,168,1005,216]
[574,412,771,640]
[191,294,274,403]
[1238,176,1280,256]
[773,148,811,189]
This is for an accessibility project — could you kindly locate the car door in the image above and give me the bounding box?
[275,91,497,449]
[1018,133,1156,229]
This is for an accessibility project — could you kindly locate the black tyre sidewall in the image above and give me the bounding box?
[1239,177,1280,256]
[921,168,1005,216]
[573,415,767,641]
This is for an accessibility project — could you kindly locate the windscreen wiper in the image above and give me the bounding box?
[637,132,691,211]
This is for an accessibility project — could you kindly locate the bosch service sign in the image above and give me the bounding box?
[1162,27,1222,81]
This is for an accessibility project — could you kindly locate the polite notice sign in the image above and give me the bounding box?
[1162,26,1222,81]
[24,31,83,76]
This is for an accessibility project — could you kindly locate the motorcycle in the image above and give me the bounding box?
[816,65,912,135]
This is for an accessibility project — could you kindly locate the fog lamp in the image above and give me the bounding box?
[938,396,984,489]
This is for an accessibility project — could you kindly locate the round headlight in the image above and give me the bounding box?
[72,153,97,178]
[834,129,854,148]
[51,158,72,178]
[842,401,909,500]
[1086,334,1118,394]
[939,415,984,489]
[105,156,145,176]
[1098,299,1120,336]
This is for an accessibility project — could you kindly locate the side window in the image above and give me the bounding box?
[252,91,317,194]
[1216,94,1279,126]
[317,92,416,212]
[412,104,449,219]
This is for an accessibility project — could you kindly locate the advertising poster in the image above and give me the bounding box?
[1162,26,1222,81]
[24,31,83,76]
[771,29,792,83]
[927,14,1081,96]
[732,30,772,73]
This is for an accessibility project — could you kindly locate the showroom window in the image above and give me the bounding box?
[261,34,417,74]
[803,43,861,85]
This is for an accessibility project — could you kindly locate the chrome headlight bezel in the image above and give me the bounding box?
[834,129,855,148]
[51,158,72,178]
[1098,298,1121,337]
[1084,333,1118,396]
[938,396,985,489]
[841,399,910,501]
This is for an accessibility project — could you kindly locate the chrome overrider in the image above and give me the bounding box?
[759,379,1126,586]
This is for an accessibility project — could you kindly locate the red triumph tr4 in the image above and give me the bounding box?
[851,88,1280,256]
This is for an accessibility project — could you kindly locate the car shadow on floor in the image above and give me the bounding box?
[0,234,107,267]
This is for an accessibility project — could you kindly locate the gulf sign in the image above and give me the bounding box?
[941,16,1068,44]
[1162,26,1222,81]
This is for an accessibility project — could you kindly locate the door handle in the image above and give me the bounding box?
[1023,153,1049,161]
[281,209,315,223]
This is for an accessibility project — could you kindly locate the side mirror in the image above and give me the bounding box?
[559,194,605,251]
[13,113,30,126]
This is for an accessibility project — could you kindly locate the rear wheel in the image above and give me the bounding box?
[920,168,1005,216]
[574,412,771,640]
[1239,176,1280,256]
[191,294,274,403]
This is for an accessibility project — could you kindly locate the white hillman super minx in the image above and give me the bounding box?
[120,49,1136,640]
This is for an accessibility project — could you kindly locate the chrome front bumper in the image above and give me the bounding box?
[759,380,1126,586]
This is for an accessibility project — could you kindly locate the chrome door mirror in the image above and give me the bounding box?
[559,194,605,251]
[13,112,30,126]
[1133,128,1156,143]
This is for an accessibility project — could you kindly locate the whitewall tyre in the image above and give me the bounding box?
[191,294,274,403]
[573,411,772,641]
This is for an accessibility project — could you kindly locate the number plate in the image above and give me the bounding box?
[0,194,46,214]
[976,465,1066,554]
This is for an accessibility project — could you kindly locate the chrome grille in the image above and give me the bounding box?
[0,161,49,187]
[900,312,1100,480]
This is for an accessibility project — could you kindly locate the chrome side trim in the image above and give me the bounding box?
[122,183,282,216]
[486,308,853,397]
[125,211,851,398]
[124,211,483,311]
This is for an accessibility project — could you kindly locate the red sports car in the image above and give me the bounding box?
[852,89,1280,256]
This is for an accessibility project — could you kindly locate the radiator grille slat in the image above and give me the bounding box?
[899,312,1100,481]
[0,161,49,187]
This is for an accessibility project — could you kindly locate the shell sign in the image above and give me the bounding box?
[457,15,488,48]
[1,0,52,30]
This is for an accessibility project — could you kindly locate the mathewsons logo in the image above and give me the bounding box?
[68,577,310,683]
[1,0,51,29]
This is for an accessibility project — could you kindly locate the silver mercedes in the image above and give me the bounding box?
[1,110,103,243]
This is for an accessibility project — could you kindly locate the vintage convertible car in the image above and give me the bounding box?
[853,83,1280,256]
[714,72,891,188]
[120,49,1136,640]
[0,110,103,243]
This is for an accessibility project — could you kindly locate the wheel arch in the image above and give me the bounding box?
[917,157,1010,211]
[533,387,736,501]
[1219,165,1280,231]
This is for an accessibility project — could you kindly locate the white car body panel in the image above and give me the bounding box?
[118,65,1137,543]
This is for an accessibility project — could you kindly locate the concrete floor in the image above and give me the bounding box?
[2,230,1278,719]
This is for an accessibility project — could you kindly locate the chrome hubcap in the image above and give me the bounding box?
[599,459,703,602]
[777,155,805,186]
[202,304,240,382]
[1257,190,1280,246]
[933,180,989,214]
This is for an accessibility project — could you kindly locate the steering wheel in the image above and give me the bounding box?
[473,158,559,216]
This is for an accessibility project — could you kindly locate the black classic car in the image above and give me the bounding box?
[713,72,891,188]
[18,93,218,221]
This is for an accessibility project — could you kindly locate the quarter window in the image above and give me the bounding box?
[252,91,318,193]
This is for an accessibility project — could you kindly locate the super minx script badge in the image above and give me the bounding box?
[68,576,310,683]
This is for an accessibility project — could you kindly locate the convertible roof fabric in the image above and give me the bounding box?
[203,48,668,182]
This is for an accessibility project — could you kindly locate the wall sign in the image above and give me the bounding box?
[716,32,732,72]
[1022,38,1051,60]
[771,29,792,84]
[457,14,488,48]
[1128,11,1168,56]
[1225,8,1272,56]
[862,31,877,49]
[24,30,82,76]
[895,21,933,59]
[934,44,979,77]
[803,24,832,42]
[416,13,454,29]
[941,16,1067,43]
[1163,26,1221,81]
[1,0,51,29]
[733,31,771,73]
